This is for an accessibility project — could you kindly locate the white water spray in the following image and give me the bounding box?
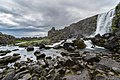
[94,9,115,35]
[86,9,115,49]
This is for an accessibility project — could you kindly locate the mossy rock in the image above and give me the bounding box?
[73,39,86,49]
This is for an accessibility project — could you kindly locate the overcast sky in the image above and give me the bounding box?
[0,0,119,37]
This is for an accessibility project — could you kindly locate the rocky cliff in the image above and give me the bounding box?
[0,32,15,45]
[48,15,97,42]
[112,2,120,33]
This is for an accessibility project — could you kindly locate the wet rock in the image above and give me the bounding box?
[73,39,86,49]
[0,56,21,64]
[16,66,27,73]
[22,73,31,80]
[2,71,15,80]
[13,70,29,80]
[36,54,46,60]
[102,33,112,39]
[12,49,19,51]
[28,64,42,74]
[61,52,69,56]
[0,50,11,56]
[83,53,100,63]
[94,76,120,80]
[96,58,120,73]
[46,56,52,59]
[64,59,75,67]
[63,69,90,80]
[94,76,106,80]
[31,76,39,80]
[34,50,41,55]
[69,53,80,57]
[13,53,20,56]
[39,43,45,49]
[53,45,62,49]
[26,46,34,51]
[63,42,75,51]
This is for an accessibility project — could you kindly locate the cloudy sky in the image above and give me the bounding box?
[0,0,119,37]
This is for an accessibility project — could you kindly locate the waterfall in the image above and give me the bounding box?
[86,9,115,49]
[94,9,115,35]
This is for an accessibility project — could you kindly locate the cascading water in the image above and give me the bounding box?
[94,9,115,35]
[51,9,115,50]
[85,9,115,49]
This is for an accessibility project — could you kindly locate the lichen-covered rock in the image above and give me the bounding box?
[73,39,86,49]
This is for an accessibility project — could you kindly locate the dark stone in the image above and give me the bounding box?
[102,33,112,39]
[63,69,90,80]
[0,56,21,64]
[63,42,75,51]
[83,53,100,63]
[39,43,45,49]
[96,58,120,73]
[64,59,75,67]
[61,52,69,56]
[2,71,15,80]
[46,56,52,59]
[13,53,20,56]
[73,39,86,49]
[69,53,80,57]
[26,46,34,51]
[13,70,29,80]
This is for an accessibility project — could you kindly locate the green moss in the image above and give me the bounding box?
[17,38,51,47]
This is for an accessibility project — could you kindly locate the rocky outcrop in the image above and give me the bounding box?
[0,32,15,45]
[48,15,97,42]
[112,2,120,33]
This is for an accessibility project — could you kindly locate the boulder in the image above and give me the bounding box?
[39,43,45,49]
[63,69,90,80]
[26,46,34,51]
[83,53,100,63]
[0,56,21,64]
[63,42,75,51]
[73,39,86,49]
[96,58,120,73]
[2,71,15,80]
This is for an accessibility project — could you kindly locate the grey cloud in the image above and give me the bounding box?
[0,0,119,37]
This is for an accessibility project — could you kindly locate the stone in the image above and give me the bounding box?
[63,69,90,80]
[26,46,34,51]
[2,71,15,80]
[63,42,75,51]
[64,59,75,67]
[73,39,86,49]
[61,52,69,56]
[22,73,31,80]
[96,58,120,73]
[13,70,29,80]
[0,56,21,64]
[39,43,45,49]
[13,53,20,56]
[83,53,100,63]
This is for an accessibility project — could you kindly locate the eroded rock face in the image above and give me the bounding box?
[48,15,97,42]
[112,2,120,33]
[91,33,120,53]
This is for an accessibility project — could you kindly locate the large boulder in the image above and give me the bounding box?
[26,46,34,51]
[73,39,86,49]
[63,69,90,80]
[63,42,75,51]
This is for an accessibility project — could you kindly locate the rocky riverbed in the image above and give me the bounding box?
[0,37,120,80]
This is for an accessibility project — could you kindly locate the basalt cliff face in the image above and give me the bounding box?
[112,2,120,34]
[48,15,97,42]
